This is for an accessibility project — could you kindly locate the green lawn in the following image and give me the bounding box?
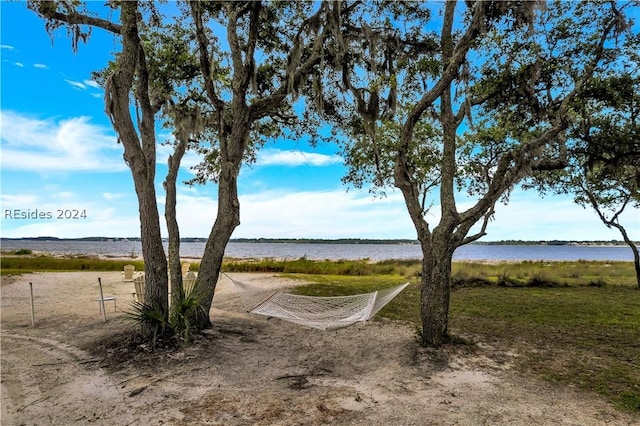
[288,272,640,412]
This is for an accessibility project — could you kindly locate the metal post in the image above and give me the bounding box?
[29,282,35,327]
[98,277,107,322]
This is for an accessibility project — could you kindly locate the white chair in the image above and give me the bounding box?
[122,264,135,283]
[181,263,191,275]
[132,275,145,302]
[183,271,197,297]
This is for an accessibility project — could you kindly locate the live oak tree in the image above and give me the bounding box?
[577,74,640,287]
[30,1,336,336]
[181,1,336,328]
[32,2,222,339]
[536,71,640,287]
[311,0,636,346]
[143,19,208,309]
[30,1,173,336]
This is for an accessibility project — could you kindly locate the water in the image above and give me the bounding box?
[0,239,635,262]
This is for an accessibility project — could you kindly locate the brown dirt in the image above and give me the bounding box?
[1,271,638,425]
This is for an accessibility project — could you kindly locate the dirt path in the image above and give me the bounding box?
[1,272,638,425]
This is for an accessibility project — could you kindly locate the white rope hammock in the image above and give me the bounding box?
[227,274,409,331]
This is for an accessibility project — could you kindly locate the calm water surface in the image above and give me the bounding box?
[0,240,634,262]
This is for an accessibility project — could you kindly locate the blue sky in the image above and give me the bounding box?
[1,2,638,242]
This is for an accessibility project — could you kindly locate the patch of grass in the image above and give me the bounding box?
[223,257,404,276]
[285,274,421,323]
[449,285,640,411]
[287,273,640,413]
[125,301,172,348]
[170,292,206,346]
[3,255,635,289]
[1,254,145,274]
[452,260,636,287]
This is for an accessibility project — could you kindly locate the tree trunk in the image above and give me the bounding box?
[189,110,247,328]
[617,224,640,288]
[165,140,187,306]
[134,177,169,315]
[107,2,168,330]
[633,248,640,289]
[420,234,455,346]
[190,157,241,329]
[587,192,640,288]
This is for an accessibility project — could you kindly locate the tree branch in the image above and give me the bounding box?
[31,1,121,34]
[456,4,623,232]
[460,204,494,245]
[189,1,225,111]
[398,0,485,148]
[248,3,330,120]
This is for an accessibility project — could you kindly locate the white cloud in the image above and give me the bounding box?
[0,213,140,239]
[103,192,127,201]
[1,193,40,204]
[141,187,635,241]
[0,193,40,207]
[240,190,412,238]
[257,149,342,167]
[0,111,126,172]
[485,197,640,241]
[13,62,23,67]
[156,143,342,178]
[65,79,86,90]
[84,80,101,89]
[62,79,101,95]
[231,186,639,241]
[54,191,75,199]
[34,63,48,69]
[3,181,637,241]
[169,188,415,239]
[1,45,16,50]
[0,194,140,238]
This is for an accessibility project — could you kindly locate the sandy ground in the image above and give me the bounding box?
[1,271,638,426]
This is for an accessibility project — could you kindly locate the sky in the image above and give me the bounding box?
[1,2,638,242]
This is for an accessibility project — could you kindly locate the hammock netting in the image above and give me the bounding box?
[229,276,409,331]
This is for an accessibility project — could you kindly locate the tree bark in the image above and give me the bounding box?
[607,213,640,289]
[584,188,640,288]
[32,1,172,335]
[165,138,188,306]
[186,1,328,329]
[105,2,168,326]
[136,183,169,315]
[631,244,640,289]
[420,236,455,346]
[191,139,244,329]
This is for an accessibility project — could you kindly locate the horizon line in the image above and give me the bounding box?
[0,236,634,244]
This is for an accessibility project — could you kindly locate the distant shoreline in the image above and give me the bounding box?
[1,239,634,262]
[0,237,634,246]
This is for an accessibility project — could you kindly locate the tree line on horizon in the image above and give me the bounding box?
[28,0,639,346]
[1,236,637,246]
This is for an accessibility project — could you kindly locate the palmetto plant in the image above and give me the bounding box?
[170,292,206,345]
[126,301,172,349]
[127,288,206,348]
